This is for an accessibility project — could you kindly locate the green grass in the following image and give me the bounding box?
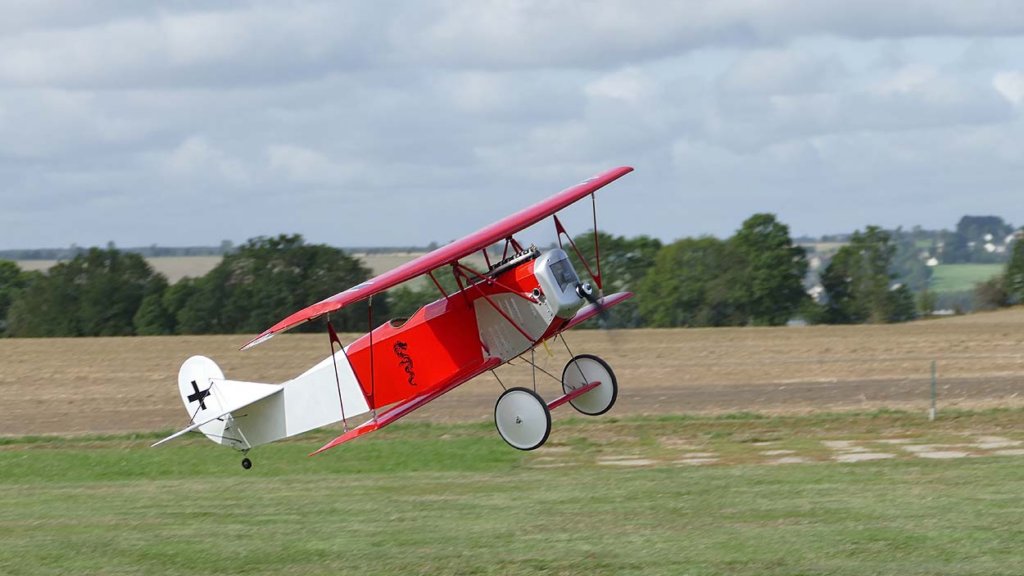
[3,411,1024,575]
[930,263,1004,293]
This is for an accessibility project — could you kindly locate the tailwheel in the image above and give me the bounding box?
[494,387,551,451]
[562,354,618,416]
[241,457,252,470]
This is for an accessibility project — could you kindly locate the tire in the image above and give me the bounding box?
[494,387,552,450]
[561,354,618,416]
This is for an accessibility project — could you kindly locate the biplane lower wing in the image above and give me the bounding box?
[310,357,503,455]
[563,291,634,331]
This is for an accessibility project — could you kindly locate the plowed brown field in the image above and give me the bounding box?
[2,308,1023,436]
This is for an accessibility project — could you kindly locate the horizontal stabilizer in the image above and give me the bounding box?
[152,381,282,448]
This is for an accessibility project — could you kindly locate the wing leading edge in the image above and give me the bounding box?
[242,166,634,350]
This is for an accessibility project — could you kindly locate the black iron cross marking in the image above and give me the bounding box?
[187,380,211,410]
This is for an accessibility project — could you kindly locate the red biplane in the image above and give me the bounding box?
[155,166,635,469]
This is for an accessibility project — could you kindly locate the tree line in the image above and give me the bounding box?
[1,216,1022,338]
[0,235,377,338]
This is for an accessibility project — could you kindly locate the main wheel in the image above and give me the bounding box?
[494,387,551,451]
[561,354,618,416]
[241,457,252,470]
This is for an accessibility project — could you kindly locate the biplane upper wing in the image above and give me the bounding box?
[242,166,634,350]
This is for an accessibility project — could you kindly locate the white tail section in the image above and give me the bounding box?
[154,352,370,450]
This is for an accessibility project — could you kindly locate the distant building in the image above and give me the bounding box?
[808,284,825,303]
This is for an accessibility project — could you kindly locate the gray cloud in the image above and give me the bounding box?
[1,1,1023,250]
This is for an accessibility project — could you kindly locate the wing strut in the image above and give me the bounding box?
[368,295,377,421]
[554,210,603,290]
[592,193,602,289]
[451,261,539,343]
[326,320,350,433]
[428,271,448,298]
[498,236,523,261]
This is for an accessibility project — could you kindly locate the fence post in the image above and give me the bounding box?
[929,360,937,421]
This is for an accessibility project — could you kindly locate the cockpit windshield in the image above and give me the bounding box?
[548,258,579,292]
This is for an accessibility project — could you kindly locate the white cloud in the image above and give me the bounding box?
[436,72,516,115]
[161,136,250,186]
[266,144,364,186]
[0,4,376,89]
[718,50,842,95]
[585,68,657,104]
[2,1,1024,249]
[993,71,1024,106]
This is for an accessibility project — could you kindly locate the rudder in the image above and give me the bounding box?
[159,356,283,449]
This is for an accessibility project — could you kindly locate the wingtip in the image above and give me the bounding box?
[240,331,274,351]
[308,421,381,456]
[309,437,344,457]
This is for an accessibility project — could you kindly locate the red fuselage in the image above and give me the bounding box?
[343,249,581,409]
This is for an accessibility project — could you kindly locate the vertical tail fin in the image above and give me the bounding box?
[155,350,372,450]
[153,356,282,449]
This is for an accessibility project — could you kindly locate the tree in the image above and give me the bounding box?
[891,229,932,292]
[385,271,461,321]
[1006,239,1024,303]
[0,260,32,336]
[6,248,164,337]
[636,237,745,327]
[161,277,199,334]
[939,229,970,264]
[917,288,938,317]
[133,276,173,335]
[175,234,380,334]
[974,276,1010,311]
[566,231,662,328]
[730,214,809,326]
[820,226,916,324]
[942,216,1015,264]
[957,216,1013,246]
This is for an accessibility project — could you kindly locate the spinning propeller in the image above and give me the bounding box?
[575,282,612,327]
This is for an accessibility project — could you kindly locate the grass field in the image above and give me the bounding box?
[930,264,1004,293]
[4,411,1024,575]
[13,256,224,283]
[4,309,1024,574]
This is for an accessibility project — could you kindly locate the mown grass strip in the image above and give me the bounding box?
[3,410,1024,575]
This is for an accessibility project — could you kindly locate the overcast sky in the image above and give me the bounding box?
[2,1,1023,250]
